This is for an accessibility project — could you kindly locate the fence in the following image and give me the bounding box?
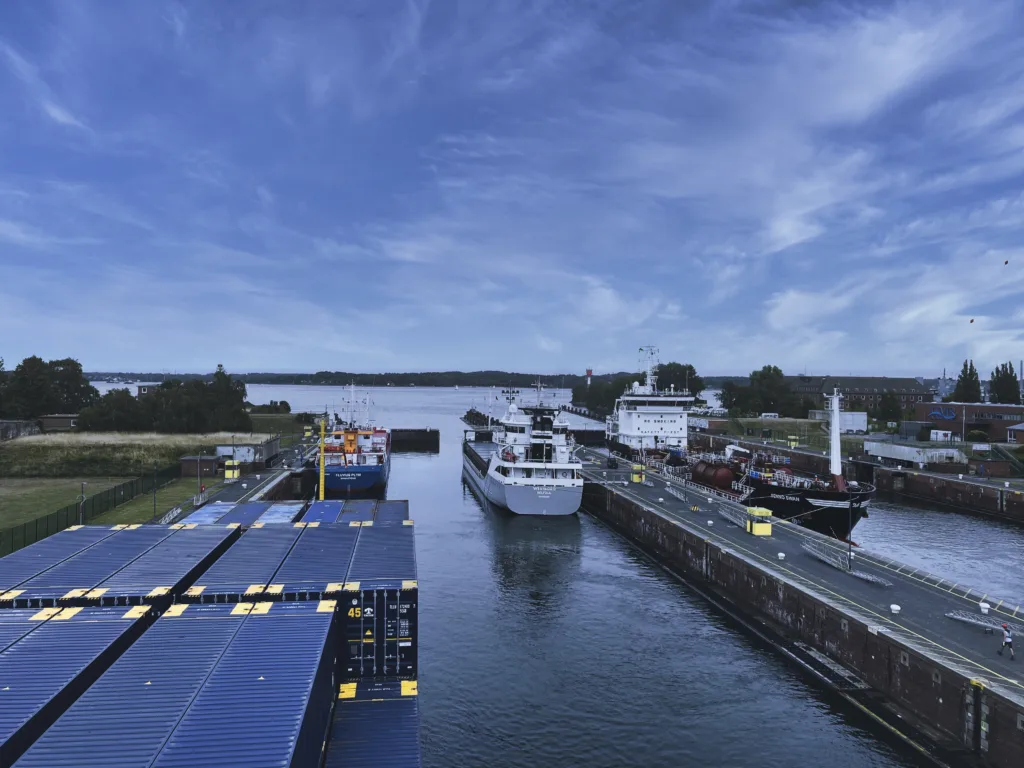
[0,420,39,441]
[0,464,180,557]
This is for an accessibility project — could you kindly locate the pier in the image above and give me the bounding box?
[578,446,1024,767]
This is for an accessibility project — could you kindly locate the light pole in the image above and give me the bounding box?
[77,481,87,525]
[153,461,157,517]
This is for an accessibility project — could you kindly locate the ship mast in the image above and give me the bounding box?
[827,388,847,492]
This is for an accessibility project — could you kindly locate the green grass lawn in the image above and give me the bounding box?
[90,475,224,525]
[0,477,131,528]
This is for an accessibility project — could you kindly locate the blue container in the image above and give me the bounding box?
[0,605,153,766]
[217,502,271,527]
[374,500,410,523]
[325,680,422,767]
[182,525,303,603]
[255,501,307,525]
[0,526,118,597]
[339,500,376,523]
[86,525,239,605]
[5,526,176,608]
[343,521,418,680]
[14,602,336,768]
[300,501,346,524]
[178,502,235,525]
[271,523,360,600]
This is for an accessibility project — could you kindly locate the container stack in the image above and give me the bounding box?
[0,500,421,767]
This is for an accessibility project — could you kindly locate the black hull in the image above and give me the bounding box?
[742,480,874,540]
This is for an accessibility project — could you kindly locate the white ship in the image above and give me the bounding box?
[605,345,700,457]
[463,386,583,516]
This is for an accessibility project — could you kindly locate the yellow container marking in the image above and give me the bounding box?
[245,584,265,595]
[293,522,306,528]
[2,590,25,601]
[402,581,418,590]
[31,607,62,621]
[226,523,240,529]
[317,600,336,613]
[170,524,184,529]
[127,524,142,530]
[86,588,108,599]
[344,582,360,592]
[54,607,84,620]
[231,603,254,615]
[183,523,198,530]
[265,584,284,595]
[401,680,418,696]
[62,589,88,600]
[307,522,320,528]
[123,605,150,619]
[165,604,189,617]
[112,524,128,530]
[252,522,265,528]
[348,521,361,527]
[250,602,273,615]
[338,683,357,699]
[146,587,170,598]
[403,519,414,526]
[325,583,344,594]
[185,586,205,596]
[67,525,83,531]
[360,521,373,527]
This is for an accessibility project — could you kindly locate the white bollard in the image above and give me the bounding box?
[890,604,901,615]
[778,553,786,561]
[241,483,248,490]
[257,474,261,480]
[658,498,664,503]
[707,520,714,526]
[980,602,991,615]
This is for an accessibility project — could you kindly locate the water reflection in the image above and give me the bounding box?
[461,472,582,618]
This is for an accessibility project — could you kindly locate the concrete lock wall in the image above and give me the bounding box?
[583,484,1024,767]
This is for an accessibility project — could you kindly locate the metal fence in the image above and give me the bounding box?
[0,464,180,557]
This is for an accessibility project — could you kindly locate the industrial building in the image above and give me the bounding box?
[912,401,1024,442]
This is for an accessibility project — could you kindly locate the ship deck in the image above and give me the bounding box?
[465,441,499,462]
[578,447,1023,695]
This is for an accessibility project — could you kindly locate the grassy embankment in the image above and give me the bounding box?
[0,477,130,528]
[250,413,304,447]
[91,475,224,525]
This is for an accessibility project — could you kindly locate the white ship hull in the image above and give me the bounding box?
[462,453,581,516]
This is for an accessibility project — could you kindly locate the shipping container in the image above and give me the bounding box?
[85,525,239,606]
[301,500,346,524]
[13,603,249,767]
[325,680,422,768]
[149,601,336,768]
[0,526,119,595]
[216,501,271,526]
[255,501,308,525]
[271,523,360,600]
[0,605,153,766]
[343,521,418,679]
[4,526,177,608]
[374,500,410,523]
[340,500,376,522]
[182,525,303,603]
[178,502,235,525]
[13,602,335,768]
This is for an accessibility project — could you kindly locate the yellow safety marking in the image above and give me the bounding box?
[294,522,306,528]
[127,524,142,530]
[348,521,361,527]
[307,522,320,528]
[226,523,240,529]
[995,600,1003,610]
[123,605,150,619]
[250,602,273,615]
[895,565,906,574]
[362,521,374,526]
[608,481,1024,689]
[54,607,84,620]
[948,583,958,592]
[401,581,418,590]
[325,583,344,593]
[165,604,189,617]
[265,584,284,595]
[252,522,265,528]
[112,524,128,530]
[231,603,254,615]
[1014,606,1020,617]
[1,590,24,601]
[170,524,184,529]
[314,599,336,613]
[31,607,62,621]
[183,523,198,529]
[62,589,88,600]
[146,587,170,598]
[338,683,357,699]
[401,680,418,696]
[86,588,108,599]
[403,519,414,526]
[185,586,205,596]
[344,582,360,591]
[245,584,265,595]
[67,525,83,531]
[981,594,988,602]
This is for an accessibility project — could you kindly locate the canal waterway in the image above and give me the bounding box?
[94,382,1024,766]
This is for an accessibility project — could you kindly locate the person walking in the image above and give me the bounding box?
[998,624,1014,660]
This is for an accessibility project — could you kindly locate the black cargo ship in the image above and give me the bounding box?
[688,449,873,540]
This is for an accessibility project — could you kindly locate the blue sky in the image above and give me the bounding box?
[1,0,1023,377]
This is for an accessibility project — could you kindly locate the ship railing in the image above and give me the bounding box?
[680,479,741,501]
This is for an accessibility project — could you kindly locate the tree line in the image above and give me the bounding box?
[943,359,1021,404]
[0,356,100,419]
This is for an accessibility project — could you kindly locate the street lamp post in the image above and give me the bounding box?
[153,461,157,517]
[78,481,87,526]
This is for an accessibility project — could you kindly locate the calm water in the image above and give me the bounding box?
[95,382,1024,765]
